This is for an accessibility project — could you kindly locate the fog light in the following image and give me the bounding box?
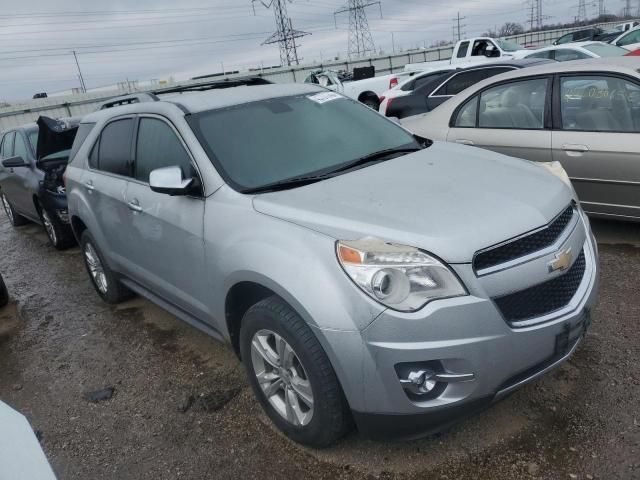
[57,209,69,223]
[399,368,475,397]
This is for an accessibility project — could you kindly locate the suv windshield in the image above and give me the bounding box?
[496,39,523,52]
[188,93,420,192]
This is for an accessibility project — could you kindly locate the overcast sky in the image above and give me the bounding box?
[0,0,627,101]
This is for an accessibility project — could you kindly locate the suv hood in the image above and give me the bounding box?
[253,142,572,263]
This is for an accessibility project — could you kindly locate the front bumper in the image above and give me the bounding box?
[317,220,599,439]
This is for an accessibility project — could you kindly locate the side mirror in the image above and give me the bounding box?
[2,156,29,168]
[149,166,194,196]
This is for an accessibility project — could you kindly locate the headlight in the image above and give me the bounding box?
[336,238,467,312]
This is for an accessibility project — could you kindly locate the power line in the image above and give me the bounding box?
[577,0,588,23]
[334,0,381,59]
[252,0,310,66]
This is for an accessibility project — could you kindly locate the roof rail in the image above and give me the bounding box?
[152,76,272,95]
[98,77,272,110]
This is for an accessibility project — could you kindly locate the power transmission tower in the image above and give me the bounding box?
[527,0,544,30]
[576,0,588,23]
[623,0,632,16]
[637,0,640,17]
[598,0,606,16]
[334,0,382,59]
[451,12,466,42]
[252,0,310,66]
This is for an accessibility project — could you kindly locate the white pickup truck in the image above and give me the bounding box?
[303,69,415,110]
[404,37,530,71]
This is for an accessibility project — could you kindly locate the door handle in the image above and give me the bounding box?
[127,199,142,212]
[456,139,474,146]
[84,181,95,192]
[562,144,589,153]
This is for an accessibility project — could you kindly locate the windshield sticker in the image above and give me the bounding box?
[307,92,344,104]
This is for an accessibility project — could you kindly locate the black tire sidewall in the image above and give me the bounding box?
[240,298,349,447]
[2,193,26,227]
[37,203,74,250]
[0,274,8,308]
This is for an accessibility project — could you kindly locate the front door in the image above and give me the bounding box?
[124,116,208,319]
[10,131,39,218]
[447,76,553,163]
[552,74,640,219]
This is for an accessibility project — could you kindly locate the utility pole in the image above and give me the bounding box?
[252,0,310,66]
[623,0,632,17]
[334,0,382,59]
[71,50,86,93]
[451,12,466,42]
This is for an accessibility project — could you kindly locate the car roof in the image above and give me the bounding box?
[534,41,599,51]
[486,57,640,77]
[81,83,324,122]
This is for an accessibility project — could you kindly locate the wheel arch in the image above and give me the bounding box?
[358,90,380,108]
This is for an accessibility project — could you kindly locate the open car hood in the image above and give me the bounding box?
[36,116,79,161]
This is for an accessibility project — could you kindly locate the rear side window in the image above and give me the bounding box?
[457,41,469,58]
[13,132,29,160]
[435,70,486,96]
[1,132,15,159]
[526,50,553,59]
[95,119,134,176]
[68,123,95,163]
[554,49,590,61]
[135,118,192,183]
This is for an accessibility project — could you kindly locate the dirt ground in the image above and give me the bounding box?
[0,216,638,480]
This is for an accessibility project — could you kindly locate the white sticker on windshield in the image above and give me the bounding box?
[307,92,344,104]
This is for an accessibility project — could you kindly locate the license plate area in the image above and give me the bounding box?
[555,308,591,356]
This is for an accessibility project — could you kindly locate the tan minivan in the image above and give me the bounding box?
[402,58,640,222]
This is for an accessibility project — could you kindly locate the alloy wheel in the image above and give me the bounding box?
[84,242,108,294]
[41,210,57,246]
[2,195,14,224]
[251,329,314,426]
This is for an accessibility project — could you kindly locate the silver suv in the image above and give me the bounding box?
[65,81,599,447]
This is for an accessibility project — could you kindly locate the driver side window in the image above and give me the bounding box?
[135,118,194,183]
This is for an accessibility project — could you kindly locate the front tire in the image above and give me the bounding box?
[37,202,75,250]
[1,193,28,227]
[80,231,132,304]
[240,296,352,447]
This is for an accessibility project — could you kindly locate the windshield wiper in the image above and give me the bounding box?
[324,146,423,176]
[243,145,425,194]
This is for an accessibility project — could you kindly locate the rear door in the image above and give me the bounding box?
[552,74,640,219]
[447,76,553,162]
[0,132,20,207]
[124,115,208,319]
[82,117,136,272]
[11,131,40,218]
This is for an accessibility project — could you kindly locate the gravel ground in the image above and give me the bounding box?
[0,216,638,480]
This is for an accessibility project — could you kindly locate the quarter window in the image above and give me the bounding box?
[526,50,553,59]
[95,118,134,176]
[135,118,193,183]
[478,78,548,129]
[454,97,479,127]
[560,76,640,132]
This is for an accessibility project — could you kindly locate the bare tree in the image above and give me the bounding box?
[498,22,524,36]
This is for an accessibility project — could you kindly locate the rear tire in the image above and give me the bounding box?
[240,296,352,447]
[0,274,8,308]
[1,193,28,227]
[80,230,133,304]
[37,202,75,250]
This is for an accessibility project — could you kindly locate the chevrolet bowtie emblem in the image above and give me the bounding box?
[548,248,573,273]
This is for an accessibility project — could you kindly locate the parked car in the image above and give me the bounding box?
[524,41,628,61]
[303,69,414,110]
[404,37,531,72]
[614,21,639,32]
[66,80,598,446]
[379,66,457,116]
[609,26,640,52]
[553,27,619,45]
[0,273,7,307]
[401,57,640,221]
[382,59,551,119]
[0,117,80,249]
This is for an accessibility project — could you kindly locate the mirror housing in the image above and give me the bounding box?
[483,45,500,58]
[2,156,29,168]
[149,166,195,196]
